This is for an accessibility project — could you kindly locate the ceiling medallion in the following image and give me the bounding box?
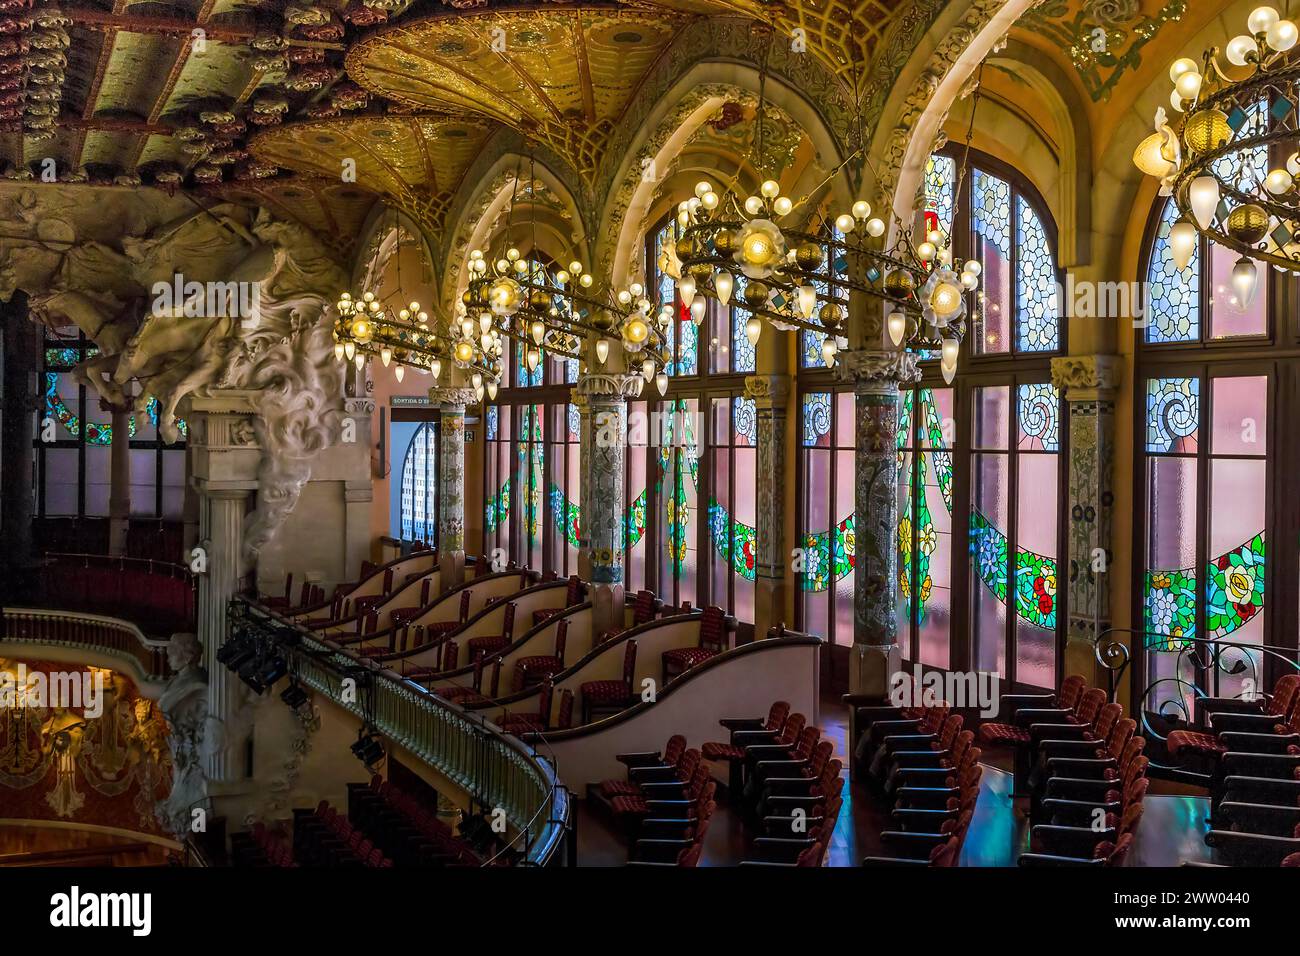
[1135,4,1300,302]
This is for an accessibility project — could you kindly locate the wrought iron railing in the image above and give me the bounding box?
[230,597,571,867]
[1096,627,1300,746]
[0,606,172,682]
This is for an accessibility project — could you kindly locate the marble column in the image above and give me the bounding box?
[1050,355,1121,682]
[745,373,790,641]
[187,391,262,788]
[839,349,920,699]
[430,386,476,592]
[108,406,131,556]
[577,373,639,638]
[342,397,375,581]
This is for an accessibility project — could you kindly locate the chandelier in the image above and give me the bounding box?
[461,162,659,393]
[1133,4,1300,300]
[333,213,499,393]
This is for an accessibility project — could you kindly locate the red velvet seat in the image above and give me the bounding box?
[702,700,791,763]
[661,605,727,684]
[513,620,568,691]
[424,589,473,640]
[581,640,637,724]
[466,602,516,661]
[599,736,690,799]
[976,674,1088,748]
[532,575,583,626]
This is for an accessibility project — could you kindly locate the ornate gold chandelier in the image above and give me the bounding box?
[1134,4,1300,299]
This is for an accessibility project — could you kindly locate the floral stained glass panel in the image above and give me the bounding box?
[1146,377,1200,453]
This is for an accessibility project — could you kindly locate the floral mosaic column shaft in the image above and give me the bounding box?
[745,374,790,640]
[577,374,638,637]
[430,386,476,591]
[840,350,919,697]
[1050,356,1120,679]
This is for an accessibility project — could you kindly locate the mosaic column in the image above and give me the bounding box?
[1050,355,1121,683]
[572,391,592,582]
[576,373,638,638]
[430,386,477,593]
[839,350,920,699]
[745,373,791,641]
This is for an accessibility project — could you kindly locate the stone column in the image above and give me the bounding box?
[430,386,476,592]
[577,373,639,637]
[342,397,375,581]
[839,350,920,699]
[0,293,38,601]
[187,391,261,788]
[745,373,790,641]
[108,406,131,556]
[1050,355,1121,683]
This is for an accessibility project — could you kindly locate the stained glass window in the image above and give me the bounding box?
[707,397,757,621]
[925,153,956,238]
[798,391,855,645]
[518,404,545,569]
[1015,196,1059,352]
[35,334,185,519]
[1146,197,1200,343]
[625,399,649,592]
[399,422,437,546]
[656,397,700,608]
[651,216,700,377]
[1142,373,1268,712]
[547,403,581,575]
[483,403,513,555]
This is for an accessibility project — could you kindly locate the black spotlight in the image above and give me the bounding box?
[237,655,265,694]
[258,654,288,687]
[216,636,245,667]
[225,641,257,673]
[350,730,384,769]
[280,681,309,709]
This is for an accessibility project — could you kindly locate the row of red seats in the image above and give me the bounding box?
[229,821,297,868]
[292,803,393,868]
[40,557,196,633]
[347,775,492,866]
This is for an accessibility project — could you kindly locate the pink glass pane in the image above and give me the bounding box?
[835,392,854,447]
[1211,376,1267,456]
[973,386,1010,450]
[1209,242,1267,338]
[971,452,1008,676]
[919,450,950,668]
[1016,454,1058,688]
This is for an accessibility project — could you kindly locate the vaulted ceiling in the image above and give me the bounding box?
[5,0,919,256]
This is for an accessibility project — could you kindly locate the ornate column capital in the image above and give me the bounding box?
[427,386,477,409]
[344,397,376,416]
[836,349,922,388]
[1050,355,1122,398]
[744,374,791,410]
[575,372,640,399]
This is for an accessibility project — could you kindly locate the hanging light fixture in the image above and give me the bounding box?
[1135,6,1300,274]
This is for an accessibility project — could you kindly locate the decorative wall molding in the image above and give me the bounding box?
[1050,354,1123,392]
[835,349,922,387]
[427,386,477,408]
[574,373,641,399]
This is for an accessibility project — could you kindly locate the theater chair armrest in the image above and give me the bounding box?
[761,776,820,795]
[616,751,664,768]
[881,733,939,753]
[743,744,797,761]
[762,814,825,837]
[889,750,949,768]
[1030,723,1090,742]
[1218,800,1300,835]
[1043,776,1118,800]
[753,759,809,775]
[1013,707,1073,726]
[894,785,959,809]
[1220,752,1300,778]
[862,855,932,867]
[1220,774,1300,803]
[879,829,950,854]
[751,837,815,863]
[628,764,682,783]
[1196,697,1265,723]
[1044,756,1116,778]
[1018,852,1105,867]
[870,718,923,736]
[1032,823,1112,858]
[644,799,696,816]
[1205,829,1300,867]
[764,794,824,813]
[632,838,695,864]
[1040,796,1118,827]
[719,716,766,731]
[1217,731,1300,754]
[624,861,683,868]
[892,766,957,785]
[1000,693,1059,711]
[731,729,781,745]
[639,781,689,799]
[891,807,957,825]
[1209,712,1288,734]
[1037,738,1107,759]
[638,818,696,838]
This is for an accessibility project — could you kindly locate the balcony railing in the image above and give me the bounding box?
[230,597,572,867]
[0,606,172,683]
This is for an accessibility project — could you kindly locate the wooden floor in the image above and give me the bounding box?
[576,695,1220,867]
[0,826,173,867]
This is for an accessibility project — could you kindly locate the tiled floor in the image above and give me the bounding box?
[575,696,1218,867]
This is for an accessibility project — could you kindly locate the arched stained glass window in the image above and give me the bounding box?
[399,422,437,546]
